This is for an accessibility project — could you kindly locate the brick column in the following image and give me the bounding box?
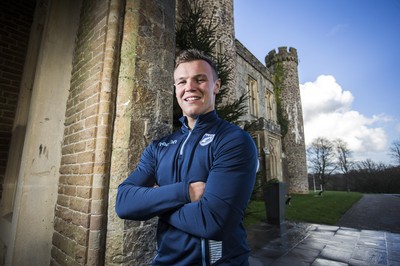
[51,0,123,265]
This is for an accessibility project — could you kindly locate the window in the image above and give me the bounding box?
[268,138,278,179]
[247,76,258,117]
[265,91,272,120]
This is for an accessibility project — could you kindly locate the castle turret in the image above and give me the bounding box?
[266,47,308,193]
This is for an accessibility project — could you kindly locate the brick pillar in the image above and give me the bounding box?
[51,0,123,265]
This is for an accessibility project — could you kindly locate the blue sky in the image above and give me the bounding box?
[234,0,400,164]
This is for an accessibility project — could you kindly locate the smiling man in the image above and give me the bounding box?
[174,51,220,129]
[116,49,258,265]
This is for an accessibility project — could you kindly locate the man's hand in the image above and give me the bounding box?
[189,181,206,202]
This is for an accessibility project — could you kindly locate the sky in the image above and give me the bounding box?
[234,0,400,165]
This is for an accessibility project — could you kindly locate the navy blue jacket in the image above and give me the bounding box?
[116,111,258,265]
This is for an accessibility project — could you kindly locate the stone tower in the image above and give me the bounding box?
[201,0,236,90]
[266,47,308,193]
[176,0,237,101]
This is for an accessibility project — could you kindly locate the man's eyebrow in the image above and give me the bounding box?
[189,74,209,81]
[194,74,208,79]
[175,74,208,82]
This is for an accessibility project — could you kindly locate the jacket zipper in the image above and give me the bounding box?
[181,121,208,265]
[180,130,192,156]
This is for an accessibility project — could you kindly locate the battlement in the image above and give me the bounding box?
[265,46,298,68]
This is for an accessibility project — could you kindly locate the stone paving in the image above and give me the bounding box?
[248,222,400,266]
[247,194,400,266]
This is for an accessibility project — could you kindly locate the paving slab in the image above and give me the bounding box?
[248,222,400,265]
[247,193,400,265]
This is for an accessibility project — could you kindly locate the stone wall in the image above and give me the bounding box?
[235,39,272,122]
[179,0,237,103]
[0,0,35,200]
[266,47,308,193]
[105,0,176,265]
[210,0,237,103]
[235,40,284,186]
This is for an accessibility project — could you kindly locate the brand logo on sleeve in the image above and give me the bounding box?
[159,140,177,147]
[199,133,215,146]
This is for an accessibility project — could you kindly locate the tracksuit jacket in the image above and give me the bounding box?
[116,110,258,265]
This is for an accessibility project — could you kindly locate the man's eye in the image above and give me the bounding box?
[196,79,205,83]
[177,81,185,86]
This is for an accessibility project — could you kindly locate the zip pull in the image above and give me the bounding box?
[179,130,192,156]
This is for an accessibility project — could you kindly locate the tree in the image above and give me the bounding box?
[307,137,337,190]
[389,139,400,166]
[174,0,248,129]
[334,138,353,192]
[355,159,387,173]
[349,159,398,193]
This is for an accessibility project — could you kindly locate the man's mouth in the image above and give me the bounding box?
[185,96,201,102]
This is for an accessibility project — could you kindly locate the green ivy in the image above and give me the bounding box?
[273,62,289,137]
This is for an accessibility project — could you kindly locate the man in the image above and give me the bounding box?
[116,49,258,265]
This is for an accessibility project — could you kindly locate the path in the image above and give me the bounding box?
[336,193,400,233]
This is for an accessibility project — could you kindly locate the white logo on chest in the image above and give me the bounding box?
[200,133,215,146]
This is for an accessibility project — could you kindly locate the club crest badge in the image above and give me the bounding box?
[200,133,215,146]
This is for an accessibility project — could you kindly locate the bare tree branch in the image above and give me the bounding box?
[389,139,400,166]
[306,137,337,190]
[334,138,353,192]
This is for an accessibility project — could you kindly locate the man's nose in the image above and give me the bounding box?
[185,79,196,91]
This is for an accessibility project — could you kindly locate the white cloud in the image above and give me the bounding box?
[301,75,353,118]
[300,75,388,161]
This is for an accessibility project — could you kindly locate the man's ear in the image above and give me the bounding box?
[214,79,221,95]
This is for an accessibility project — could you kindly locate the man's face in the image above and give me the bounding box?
[174,60,220,120]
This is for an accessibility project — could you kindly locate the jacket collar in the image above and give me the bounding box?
[179,110,219,133]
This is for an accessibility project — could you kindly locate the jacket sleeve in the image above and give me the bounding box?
[160,130,258,240]
[115,143,190,221]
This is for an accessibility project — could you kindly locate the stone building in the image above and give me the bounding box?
[0,0,307,265]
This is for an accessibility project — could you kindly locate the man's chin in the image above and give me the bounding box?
[184,113,200,119]
[182,109,201,117]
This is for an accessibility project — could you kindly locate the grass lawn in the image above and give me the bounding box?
[244,191,363,227]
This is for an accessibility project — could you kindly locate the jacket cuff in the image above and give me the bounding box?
[183,181,191,203]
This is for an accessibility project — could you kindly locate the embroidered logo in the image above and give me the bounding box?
[200,133,215,146]
[159,140,177,147]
